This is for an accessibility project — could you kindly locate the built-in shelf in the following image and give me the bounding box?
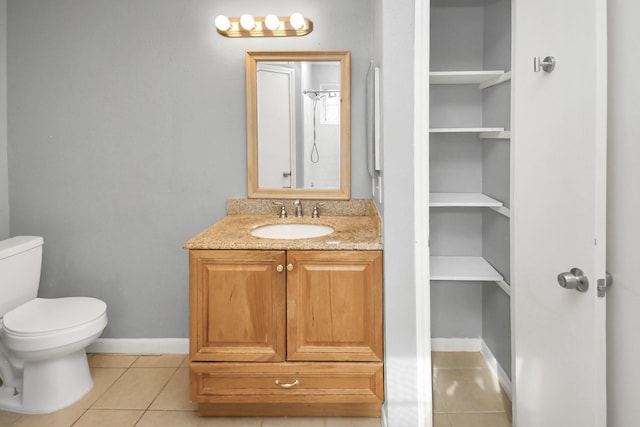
[429,70,511,89]
[479,130,511,139]
[430,256,503,282]
[430,193,503,208]
[430,127,505,134]
[430,193,510,217]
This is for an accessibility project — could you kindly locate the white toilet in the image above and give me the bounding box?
[0,236,108,414]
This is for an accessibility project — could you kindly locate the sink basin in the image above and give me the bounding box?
[251,223,334,240]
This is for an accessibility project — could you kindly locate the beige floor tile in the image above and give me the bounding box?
[433,413,451,427]
[10,407,86,427]
[0,409,22,425]
[149,367,198,411]
[136,411,262,427]
[131,354,188,368]
[325,417,382,427]
[92,367,175,410]
[432,369,448,413]
[262,417,325,427]
[181,356,191,368]
[434,368,505,412]
[448,412,512,427]
[73,409,144,427]
[89,354,139,368]
[432,352,487,369]
[70,367,126,409]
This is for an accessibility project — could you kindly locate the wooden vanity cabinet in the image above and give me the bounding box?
[189,249,384,417]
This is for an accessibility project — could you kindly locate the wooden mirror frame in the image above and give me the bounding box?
[246,50,351,200]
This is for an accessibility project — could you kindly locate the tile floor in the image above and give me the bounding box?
[0,353,382,427]
[0,352,510,427]
[432,351,512,427]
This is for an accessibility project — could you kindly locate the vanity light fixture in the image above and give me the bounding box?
[214,13,313,38]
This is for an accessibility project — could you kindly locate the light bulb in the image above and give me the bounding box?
[290,13,305,30]
[214,15,231,31]
[240,14,255,30]
[264,14,280,31]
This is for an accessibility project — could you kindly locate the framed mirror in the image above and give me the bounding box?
[246,50,351,199]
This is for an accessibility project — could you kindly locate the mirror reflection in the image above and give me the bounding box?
[246,51,351,200]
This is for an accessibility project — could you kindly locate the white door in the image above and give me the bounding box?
[257,64,296,189]
[512,0,607,425]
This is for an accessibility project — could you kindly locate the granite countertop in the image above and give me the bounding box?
[184,199,382,251]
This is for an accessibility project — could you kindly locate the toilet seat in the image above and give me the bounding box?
[3,297,107,352]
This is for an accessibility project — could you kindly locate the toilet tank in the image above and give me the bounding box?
[0,236,44,317]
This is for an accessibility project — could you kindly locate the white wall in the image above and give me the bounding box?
[606,1,640,425]
[377,0,424,424]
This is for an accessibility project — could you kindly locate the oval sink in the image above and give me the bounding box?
[251,223,334,240]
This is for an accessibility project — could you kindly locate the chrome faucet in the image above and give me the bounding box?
[294,200,303,218]
[273,201,287,218]
[312,202,324,218]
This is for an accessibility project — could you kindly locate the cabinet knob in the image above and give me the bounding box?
[275,379,299,389]
[276,264,284,273]
[287,264,294,272]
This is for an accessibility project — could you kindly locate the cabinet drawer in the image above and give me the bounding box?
[190,362,384,404]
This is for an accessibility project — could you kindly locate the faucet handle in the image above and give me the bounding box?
[312,202,325,218]
[273,201,287,218]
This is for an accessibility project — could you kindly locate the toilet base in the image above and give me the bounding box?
[0,349,93,414]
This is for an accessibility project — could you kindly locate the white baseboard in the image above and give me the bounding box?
[480,340,512,399]
[87,338,189,355]
[431,337,512,400]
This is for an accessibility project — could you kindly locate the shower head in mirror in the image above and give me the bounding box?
[304,89,339,101]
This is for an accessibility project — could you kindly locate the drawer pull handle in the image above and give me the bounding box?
[275,379,299,388]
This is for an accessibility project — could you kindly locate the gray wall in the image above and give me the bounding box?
[607,0,640,425]
[6,0,372,339]
[0,0,7,239]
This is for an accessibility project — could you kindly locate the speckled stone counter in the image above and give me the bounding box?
[184,198,382,251]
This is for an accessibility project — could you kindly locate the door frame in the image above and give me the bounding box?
[413,0,432,426]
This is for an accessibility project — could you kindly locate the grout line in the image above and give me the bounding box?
[144,365,181,411]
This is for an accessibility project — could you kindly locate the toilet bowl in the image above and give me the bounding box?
[0,236,108,414]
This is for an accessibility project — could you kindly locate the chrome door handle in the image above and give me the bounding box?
[557,268,589,293]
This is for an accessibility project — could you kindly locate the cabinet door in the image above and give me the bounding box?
[287,251,383,361]
[190,250,286,362]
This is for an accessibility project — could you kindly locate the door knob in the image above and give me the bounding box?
[534,56,556,72]
[557,268,589,292]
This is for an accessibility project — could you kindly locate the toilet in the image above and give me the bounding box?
[0,236,108,414]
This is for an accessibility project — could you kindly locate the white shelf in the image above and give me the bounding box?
[429,70,508,86]
[430,193,503,207]
[430,256,504,282]
[430,127,505,134]
[479,130,511,139]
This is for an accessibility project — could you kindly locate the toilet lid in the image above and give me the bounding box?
[3,297,107,335]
